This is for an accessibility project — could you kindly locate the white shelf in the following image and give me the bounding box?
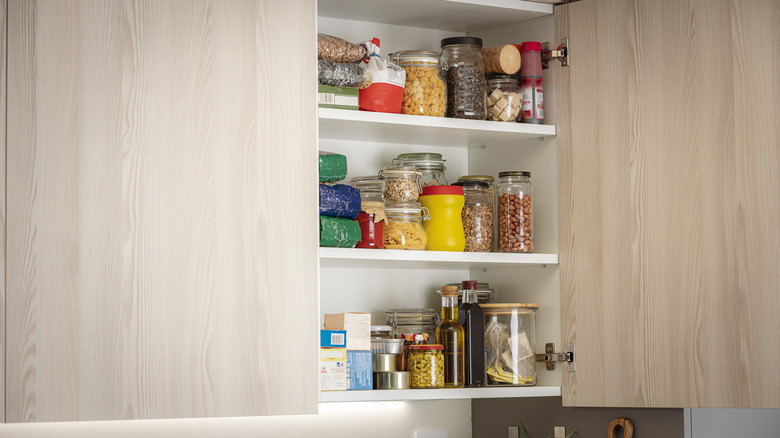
[319,108,556,148]
[319,247,558,269]
[318,0,552,33]
[319,386,561,402]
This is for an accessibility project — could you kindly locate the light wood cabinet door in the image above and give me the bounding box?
[6,0,318,422]
[557,0,780,407]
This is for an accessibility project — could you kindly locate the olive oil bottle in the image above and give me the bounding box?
[436,285,465,388]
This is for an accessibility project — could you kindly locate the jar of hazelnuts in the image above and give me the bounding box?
[497,171,533,253]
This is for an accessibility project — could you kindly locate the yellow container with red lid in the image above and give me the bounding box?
[418,185,465,251]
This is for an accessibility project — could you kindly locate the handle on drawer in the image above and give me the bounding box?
[608,417,634,438]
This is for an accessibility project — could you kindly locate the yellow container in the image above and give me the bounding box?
[418,185,465,251]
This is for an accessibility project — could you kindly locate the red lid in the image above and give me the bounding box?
[520,41,542,52]
[462,280,478,290]
[409,344,444,351]
[420,185,464,196]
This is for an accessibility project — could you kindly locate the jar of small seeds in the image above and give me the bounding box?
[379,166,423,202]
[408,344,445,389]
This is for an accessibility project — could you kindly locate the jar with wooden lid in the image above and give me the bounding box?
[391,50,446,117]
[482,303,538,386]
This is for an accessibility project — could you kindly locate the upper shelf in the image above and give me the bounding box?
[319,108,556,148]
[318,0,553,33]
[320,247,558,269]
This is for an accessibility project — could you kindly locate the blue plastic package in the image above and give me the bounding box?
[319,184,361,219]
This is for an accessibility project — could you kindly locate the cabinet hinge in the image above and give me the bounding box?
[536,342,575,371]
[541,38,568,69]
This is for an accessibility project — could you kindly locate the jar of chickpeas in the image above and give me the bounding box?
[408,344,445,388]
[391,50,446,117]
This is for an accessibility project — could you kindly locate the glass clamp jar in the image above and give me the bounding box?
[379,166,423,202]
[408,344,445,389]
[392,152,448,187]
[440,36,487,120]
[350,175,384,203]
[390,50,446,117]
[383,202,428,250]
[452,180,494,252]
[482,303,538,386]
[385,308,440,342]
[445,282,496,305]
[486,75,522,122]
[497,171,533,252]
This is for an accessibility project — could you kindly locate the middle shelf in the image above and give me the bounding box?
[320,247,558,270]
[319,386,561,403]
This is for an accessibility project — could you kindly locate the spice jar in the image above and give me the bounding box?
[518,42,543,124]
[379,166,422,202]
[418,185,465,252]
[391,51,446,117]
[393,152,448,186]
[486,75,522,122]
[483,303,538,386]
[497,171,533,252]
[409,344,445,389]
[440,36,487,120]
[386,308,440,341]
[453,181,493,252]
[383,202,428,250]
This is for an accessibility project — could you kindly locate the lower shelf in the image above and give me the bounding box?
[319,386,561,402]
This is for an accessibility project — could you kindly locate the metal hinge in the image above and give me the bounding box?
[536,342,575,371]
[541,38,568,69]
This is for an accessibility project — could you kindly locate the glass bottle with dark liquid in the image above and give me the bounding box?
[458,280,485,386]
[436,285,465,388]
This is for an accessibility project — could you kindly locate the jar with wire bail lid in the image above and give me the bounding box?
[497,171,533,252]
[440,36,487,120]
[379,166,423,202]
[383,201,428,250]
[452,180,494,252]
[391,50,446,117]
[392,152,448,187]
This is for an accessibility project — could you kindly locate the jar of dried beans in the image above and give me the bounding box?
[453,180,493,252]
[440,37,487,120]
[497,171,533,252]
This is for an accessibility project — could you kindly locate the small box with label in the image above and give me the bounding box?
[321,329,347,348]
[347,350,372,391]
[318,85,359,110]
[320,347,347,391]
[324,312,371,351]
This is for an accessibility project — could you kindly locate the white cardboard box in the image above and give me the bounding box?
[324,312,371,351]
[320,348,347,391]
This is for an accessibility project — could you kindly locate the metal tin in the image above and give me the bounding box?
[373,353,398,372]
[374,371,411,389]
[371,338,405,355]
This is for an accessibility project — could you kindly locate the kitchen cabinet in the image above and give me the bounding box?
[318,0,780,409]
[5,0,318,422]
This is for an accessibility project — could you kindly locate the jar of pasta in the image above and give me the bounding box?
[383,202,428,250]
[379,166,423,202]
[391,50,446,117]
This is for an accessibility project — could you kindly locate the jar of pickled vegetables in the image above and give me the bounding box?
[408,344,445,388]
[391,50,446,117]
[383,202,428,250]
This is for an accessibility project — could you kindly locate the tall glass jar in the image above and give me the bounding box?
[391,51,446,117]
[452,181,493,252]
[440,37,487,120]
[497,171,533,252]
[457,175,497,250]
[393,152,448,186]
[379,166,422,202]
[486,75,522,122]
[482,303,538,386]
[383,201,428,250]
[350,175,384,202]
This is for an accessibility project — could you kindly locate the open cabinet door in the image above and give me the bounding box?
[556,0,779,408]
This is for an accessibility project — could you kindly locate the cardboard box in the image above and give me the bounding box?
[318,85,359,110]
[324,312,371,351]
[320,348,347,391]
[346,350,373,391]
[320,329,347,348]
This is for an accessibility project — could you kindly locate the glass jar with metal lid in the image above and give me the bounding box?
[386,308,440,341]
[452,180,493,252]
[440,36,487,120]
[444,282,496,305]
[383,201,428,250]
[497,171,533,252]
[390,50,446,117]
[482,303,538,386]
[486,75,522,122]
[408,344,445,388]
[458,175,497,250]
[392,152,448,186]
[350,175,384,203]
[379,166,422,202]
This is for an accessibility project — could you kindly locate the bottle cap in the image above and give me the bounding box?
[520,41,542,52]
[462,280,478,290]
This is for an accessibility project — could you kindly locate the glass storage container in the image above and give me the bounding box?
[497,171,533,252]
[350,175,384,203]
[452,180,493,252]
[482,303,538,386]
[379,166,422,202]
[386,308,440,341]
[350,176,386,249]
[440,36,487,120]
[391,50,446,117]
[383,202,428,250]
[486,75,522,122]
[444,282,496,305]
[408,344,445,389]
[392,152,448,186]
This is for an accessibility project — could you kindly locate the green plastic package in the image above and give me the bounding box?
[320,216,361,248]
[319,151,348,182]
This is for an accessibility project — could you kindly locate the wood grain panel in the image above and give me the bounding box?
[6,0,318,421]
[0,0,5,424]
[557,0,780,408]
